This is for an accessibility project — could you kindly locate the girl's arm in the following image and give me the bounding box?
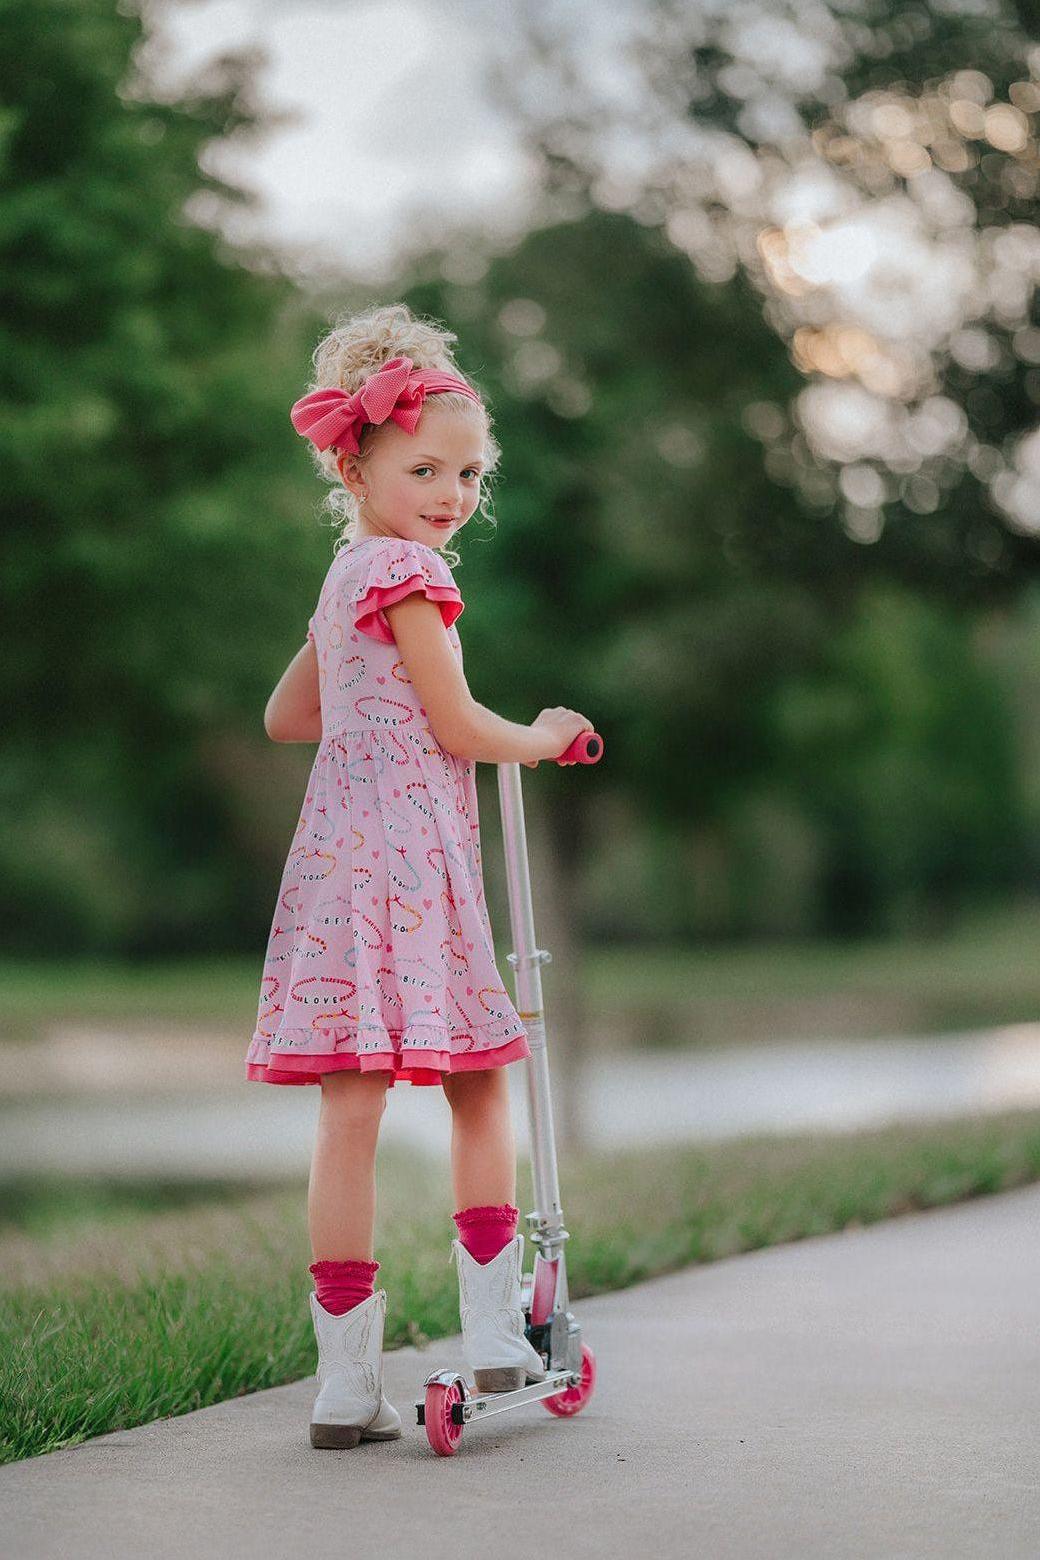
[264,639,322,743]
[384,596,548,765]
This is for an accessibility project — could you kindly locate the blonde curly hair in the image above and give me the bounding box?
[296,301,500,567]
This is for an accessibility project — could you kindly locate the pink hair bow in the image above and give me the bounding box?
[289,354,481,455]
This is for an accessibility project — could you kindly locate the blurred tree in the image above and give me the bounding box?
[386,0,1040,958]
[768,582,1024,935]
[0,0,333,953]
[485,0,1040,594]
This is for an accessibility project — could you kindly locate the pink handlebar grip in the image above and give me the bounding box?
[555,730,604,765]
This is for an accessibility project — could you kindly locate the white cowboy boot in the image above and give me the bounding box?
[308,1288,402,1448]
[451,1232,548,1393]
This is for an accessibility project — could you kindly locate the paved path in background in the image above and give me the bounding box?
[5,1024,1040,1173]
[3,1184,1039,1559]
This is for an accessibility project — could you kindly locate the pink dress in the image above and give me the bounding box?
[245,534,532,1088]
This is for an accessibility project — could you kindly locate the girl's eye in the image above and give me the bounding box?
[413,467,480,479]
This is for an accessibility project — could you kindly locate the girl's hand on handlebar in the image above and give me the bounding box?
[523,708,596,768]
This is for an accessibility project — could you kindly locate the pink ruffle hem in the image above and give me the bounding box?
[245,1031,531,1087]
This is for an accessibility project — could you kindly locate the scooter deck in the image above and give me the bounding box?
[415,1368,579,1425]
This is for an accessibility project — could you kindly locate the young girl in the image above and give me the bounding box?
[245,303,594,1449]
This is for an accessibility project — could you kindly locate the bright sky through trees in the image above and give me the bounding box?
[146,0,1040,542]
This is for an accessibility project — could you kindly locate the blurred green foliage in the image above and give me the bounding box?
[1,0,1039,961]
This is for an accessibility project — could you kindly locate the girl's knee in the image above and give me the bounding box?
[318,1070,390,1126]
[443,1067,508,1109]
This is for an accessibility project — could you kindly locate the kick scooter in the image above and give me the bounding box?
[417,728,604,1455]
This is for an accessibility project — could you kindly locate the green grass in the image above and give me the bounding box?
[3,1105,1040,1464]
[581,896,1040,1040]
[3,899,1040,1045]
[586,897,1040,1002]
[0,958,262,1034]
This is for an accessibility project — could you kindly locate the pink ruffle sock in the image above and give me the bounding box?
[452,1203,519,1264]
[309,1257,380,1315]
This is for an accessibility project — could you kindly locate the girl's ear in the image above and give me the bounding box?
[337,452,365,497]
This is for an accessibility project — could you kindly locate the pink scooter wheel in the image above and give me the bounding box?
[542,1342,597,1417]
[424,1380,465,1456]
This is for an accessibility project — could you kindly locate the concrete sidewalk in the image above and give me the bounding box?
[3,1184,1039,1559]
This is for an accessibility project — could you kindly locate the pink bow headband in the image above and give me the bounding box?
[289,354,483,456]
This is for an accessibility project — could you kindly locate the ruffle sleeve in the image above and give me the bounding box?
[351,537,465,645]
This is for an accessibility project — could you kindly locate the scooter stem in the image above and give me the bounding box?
[496,762,568,1269]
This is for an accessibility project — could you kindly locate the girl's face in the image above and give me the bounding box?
[337,403,487,549]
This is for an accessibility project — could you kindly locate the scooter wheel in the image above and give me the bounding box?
[424,1380,465,1456]
[542,1343,597,1417]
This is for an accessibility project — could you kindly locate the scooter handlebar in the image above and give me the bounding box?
[554,729,604,765]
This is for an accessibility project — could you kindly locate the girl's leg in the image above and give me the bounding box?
[442,1067,548,1390]
[441,1066,517,1209]
[308,1069,391,1261]
[306,1070,403,1443]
